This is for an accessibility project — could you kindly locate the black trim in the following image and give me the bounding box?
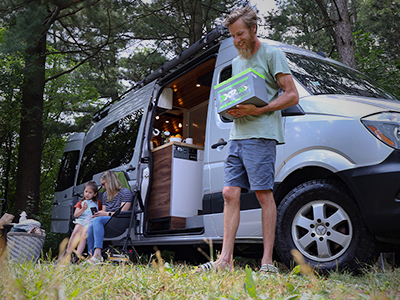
[202,183,281,215]
[281,104,305,116]
[338,150,400,243]
[203,191,260,214]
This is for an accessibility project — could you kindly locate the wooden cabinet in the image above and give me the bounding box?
[147,142,204,231]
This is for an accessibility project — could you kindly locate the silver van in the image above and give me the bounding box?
[51,26,400,272]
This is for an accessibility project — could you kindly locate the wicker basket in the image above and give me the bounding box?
[7,231,45,263]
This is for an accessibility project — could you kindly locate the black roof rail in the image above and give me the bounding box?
[92,25,229,122]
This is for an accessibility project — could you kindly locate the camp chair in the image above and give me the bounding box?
[101,172,144,262]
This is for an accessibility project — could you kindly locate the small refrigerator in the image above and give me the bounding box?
[170,144,204,217]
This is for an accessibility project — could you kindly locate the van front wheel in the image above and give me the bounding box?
[276,179,377,274]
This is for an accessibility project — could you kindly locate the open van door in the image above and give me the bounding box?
[51,132,85,233]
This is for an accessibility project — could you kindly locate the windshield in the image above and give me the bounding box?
[286,53,398,100]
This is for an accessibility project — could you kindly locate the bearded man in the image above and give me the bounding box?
[197,6,299,273]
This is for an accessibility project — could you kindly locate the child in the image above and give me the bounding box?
[65,181,102,263]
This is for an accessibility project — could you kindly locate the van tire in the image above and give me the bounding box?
[276,179,377,274]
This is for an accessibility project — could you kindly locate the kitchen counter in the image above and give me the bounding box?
[152,141,204,153]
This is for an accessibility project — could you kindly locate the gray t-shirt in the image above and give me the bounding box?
[102,187,133,212]
[230,43,291,144]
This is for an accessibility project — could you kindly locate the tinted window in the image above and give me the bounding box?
[55,150,80,192]
[77,109,143,185]
[220,66,232,83]
[219,66,233,122]
[286,53,398,100]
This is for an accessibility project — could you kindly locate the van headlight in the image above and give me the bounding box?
[361,112,400,149]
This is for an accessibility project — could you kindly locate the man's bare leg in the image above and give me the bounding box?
[215,185,242,269]
[255,189,276,266]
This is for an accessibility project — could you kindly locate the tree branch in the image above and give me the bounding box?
[56,0,101,20]
[45,11,113,82]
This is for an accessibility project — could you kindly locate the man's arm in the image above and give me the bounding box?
[227,73,299,117]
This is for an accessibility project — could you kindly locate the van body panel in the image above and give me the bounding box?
[213,209,264,238]
[281,113,393,173]
[51,132,85,233]
[51,186,75,233]
[299,95,400,117]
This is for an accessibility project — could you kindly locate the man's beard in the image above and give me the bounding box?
[235,34,256,59]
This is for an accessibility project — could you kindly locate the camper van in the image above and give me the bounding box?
[52,26,400,272]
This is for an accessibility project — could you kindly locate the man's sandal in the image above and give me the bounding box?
[259,264,278,273]
[195,261,233,273]
[195,261,216,272]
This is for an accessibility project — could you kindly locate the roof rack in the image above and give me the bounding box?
[93,25,228,122]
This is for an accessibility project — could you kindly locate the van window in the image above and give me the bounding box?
[220,66,232,83]
[77,109,144,185]
[286,53,398,100]
[55,150,80,192]
[219,66,234,123]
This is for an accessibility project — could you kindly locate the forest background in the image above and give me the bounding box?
[0,0,399,251]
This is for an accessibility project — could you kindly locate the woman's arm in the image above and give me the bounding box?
[121,201,131,211]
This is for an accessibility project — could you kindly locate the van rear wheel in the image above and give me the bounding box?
[276,179,377,274]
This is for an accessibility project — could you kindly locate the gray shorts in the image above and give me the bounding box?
[224,139,276,192]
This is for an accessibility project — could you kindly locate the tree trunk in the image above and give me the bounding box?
[14,32,47,217]
[189,0,203,45]
[330,0,357,68]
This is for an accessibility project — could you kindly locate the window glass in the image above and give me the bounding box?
[220,66,232,83]
[77,109,144,185]
[286,53,398,100]
[55,150,80,192]
[219,66,233,122]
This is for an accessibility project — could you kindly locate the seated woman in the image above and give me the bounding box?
[86,170,133,264]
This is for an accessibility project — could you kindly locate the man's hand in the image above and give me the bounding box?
[227,104,262,117]
[226,73,299,118]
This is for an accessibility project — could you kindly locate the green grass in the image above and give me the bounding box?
[1,250,400,300]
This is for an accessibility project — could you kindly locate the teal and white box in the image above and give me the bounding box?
[214,68,268,119]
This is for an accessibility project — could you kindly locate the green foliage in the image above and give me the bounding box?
[0,48,23,212]
[119,47,168,86]
[357,0,400,61]
[264,0,399,97]
[244,265,258,298]
[131,0,244,53]
[263,0,335,56]
[353,30,399,97]
[355,0,400,97]
[0,260,399,299]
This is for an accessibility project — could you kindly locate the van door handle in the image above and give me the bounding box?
[211,138,228,149]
